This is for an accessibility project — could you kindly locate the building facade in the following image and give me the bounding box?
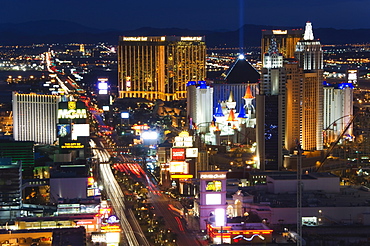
[323,83,354,145]
[284,59,303,152]
[12,92,60,145]
[187,81,213,133]
[256,38,286,170]
[118,36,206,101]
[0,141,34,179]
[295,22,324,151]
[261,29,303,64]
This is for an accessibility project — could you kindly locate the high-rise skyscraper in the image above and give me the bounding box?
[187,81,213,133]
[12,92,60,145]
[295,22,324,151]
[118,36,206,101]
[256,38,286,170]
[261,29,303,64]
[284,58,303,153]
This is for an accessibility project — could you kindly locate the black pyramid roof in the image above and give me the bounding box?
[223,58,260,84]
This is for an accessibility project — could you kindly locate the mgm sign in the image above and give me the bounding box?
[58,101,87,119]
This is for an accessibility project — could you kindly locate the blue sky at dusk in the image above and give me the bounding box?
[0,0,368,30]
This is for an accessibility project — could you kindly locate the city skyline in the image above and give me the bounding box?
[0,0,369,31]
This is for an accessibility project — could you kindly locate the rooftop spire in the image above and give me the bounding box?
[227,90,235,102]
[214,102,224,117]
[227,109,237,121]
[237,106,248,118]
[303,21,314,40]
[243,85,255,99]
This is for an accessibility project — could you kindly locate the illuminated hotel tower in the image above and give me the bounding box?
[12,92,60,145]
[284,58,303,153]
[256,39,286,170]
[261,29,303,63]
[187,81,213,133]
[118,36,206,101]
[295,22,324,151]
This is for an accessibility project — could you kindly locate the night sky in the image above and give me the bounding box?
[0,0,368,31]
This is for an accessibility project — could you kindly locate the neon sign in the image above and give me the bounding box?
[61,142,84,149]
[181,37,203,41]
[200,173,226,179]
[233,234,265,242]
[123,37,148,41]
[58,109,87,119]
[272,30,288,35]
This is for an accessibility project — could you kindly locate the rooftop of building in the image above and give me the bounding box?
[222,57,260,84]
[16,214,97,222]
[268,172,337,180]
[243,185,370,208]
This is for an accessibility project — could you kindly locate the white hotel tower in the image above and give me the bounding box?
[186,81,214,133]
[323,83,354,144]
[13,92,61,144]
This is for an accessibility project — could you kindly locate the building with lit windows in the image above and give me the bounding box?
[118,36,206,101]
[0,140,34,178]
[261,29,303,64]
[12,92,60,145]
[284,58,303,153]
[295,22,324,151]
[256,38,286,170]
[187,81,213,133]
[195,171,274,244]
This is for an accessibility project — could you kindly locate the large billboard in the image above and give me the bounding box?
[57,124,71,138]
[169,161,189,174]
[186,148,198,158]
[58,101,87,122]
[71,124,90,140]
[171,148,186,161]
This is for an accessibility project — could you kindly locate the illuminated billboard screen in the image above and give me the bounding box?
[61,142,85,149]
[141,131,158,140]
[186,148,198,158]
[205,193,221,205]
[98,82,108,90]
[215,208,225,227]
[169,161,188,174]
[206,180,222,192]
[171,148,186,161]
[121,112,129,119]
[57,124,71,138]
[72,124,90,140]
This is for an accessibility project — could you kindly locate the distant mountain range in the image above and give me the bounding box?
[0,20,369,47]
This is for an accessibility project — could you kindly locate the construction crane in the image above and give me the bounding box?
[316,113,359,172]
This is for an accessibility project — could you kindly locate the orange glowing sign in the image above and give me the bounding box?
[171,174,193,179]
[132,124,149,130]
[99,208,111,216]
[88,177,94,186]
[101,225,121,232]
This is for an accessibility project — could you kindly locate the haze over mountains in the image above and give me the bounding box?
[0,20,369,47]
